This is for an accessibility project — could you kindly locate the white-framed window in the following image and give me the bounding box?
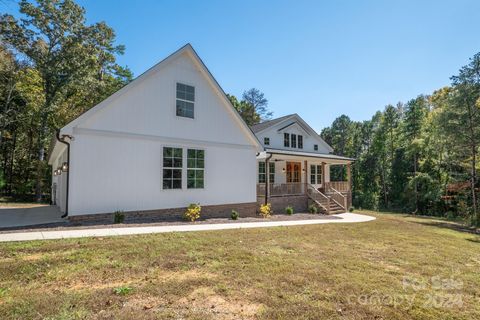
[310,164,322,185]
[187,149,204,189]
[264,137,270,145]
[291,134,297,148]
[259,162,275,183]
[176,83,195,118]
[314,144,318,151]
[163,147,183,189]
[284,133,290,147]
[298,135,303,149]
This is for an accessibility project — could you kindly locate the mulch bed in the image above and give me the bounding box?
[0,212,341,234]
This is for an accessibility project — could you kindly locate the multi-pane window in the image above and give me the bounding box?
[284,133,290,147]
[310,164,322,185]
[163,147,183,189]
[187,149,204,189]
[258,162,275,183]
[314,144,318,151]
[264,137,270,145]
[291,134,297,148]
[298,135,303,149]
[176,83,195,118]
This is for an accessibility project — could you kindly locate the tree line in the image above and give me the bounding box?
[0,0,132,201]
[1,1,478,227]
[321,54,480,226]
[0,0,272,204]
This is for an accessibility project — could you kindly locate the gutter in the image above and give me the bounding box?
[55,130,72,218]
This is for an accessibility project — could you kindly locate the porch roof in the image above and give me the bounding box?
[259,148,355,164]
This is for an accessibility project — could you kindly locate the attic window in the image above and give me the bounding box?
[284,133,290,147]
[314,144,318,151]
[291,134,297,148]
[298,135,303,149]
[176,83,195,118]
[264,137,270,145]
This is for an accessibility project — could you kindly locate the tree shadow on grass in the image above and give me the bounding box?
[413,218,479,236]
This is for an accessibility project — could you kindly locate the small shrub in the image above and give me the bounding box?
[285,205,294,215]
[231,210,239,220]
[259,203,272,218]
[349,206,355,212]
[0,288,8,297]
[113,286,133,296]
[308,204,318,214]
[184,203,201,222]
[113,211,125,224]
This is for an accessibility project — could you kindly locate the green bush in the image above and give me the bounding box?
[113,211,125,224]
[308,204,318,214]
[285,205,294,215]
[113,286,133,296]
[349,206,355,212]
[231,210,239,220]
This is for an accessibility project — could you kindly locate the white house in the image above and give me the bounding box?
[252,114,354,214]
[48,44,262,222]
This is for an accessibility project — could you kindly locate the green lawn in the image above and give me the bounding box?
[0,211,479,319]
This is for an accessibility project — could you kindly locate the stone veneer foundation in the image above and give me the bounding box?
[68,202,258,224]
[257,195,309,213]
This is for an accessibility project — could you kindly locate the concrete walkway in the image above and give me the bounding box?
[0,205,64,228]
[0,213,375,242]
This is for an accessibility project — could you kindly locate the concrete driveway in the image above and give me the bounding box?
[0,205,65,229]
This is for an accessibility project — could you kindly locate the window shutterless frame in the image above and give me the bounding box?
[176,83,195,118]
[187,149,205,189]
[163,147,183,189]
[284,133,290,147]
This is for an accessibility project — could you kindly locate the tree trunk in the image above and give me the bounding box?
[34,109,49,202]
[413,153,418,214]
[7,129,17,195]
[471,144,478,226]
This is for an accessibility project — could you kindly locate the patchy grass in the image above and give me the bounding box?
[0,211,479,319]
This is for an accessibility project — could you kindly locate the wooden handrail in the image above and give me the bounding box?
[306,184,330,214]
[328,186,347,210]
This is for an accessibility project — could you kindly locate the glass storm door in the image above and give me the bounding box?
[286,162,301,183]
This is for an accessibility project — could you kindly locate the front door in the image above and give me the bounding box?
[286,162,301,183]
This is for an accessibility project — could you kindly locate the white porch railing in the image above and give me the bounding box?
[256,183,305,197]
[324,181,350,192]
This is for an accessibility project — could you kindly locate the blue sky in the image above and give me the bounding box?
[3,0,480,131]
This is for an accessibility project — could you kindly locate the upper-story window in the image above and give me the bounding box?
[284,133,290,147]
[291,134,297,148]
[176,83,195,118]
[264,137,270,145]
[314,144,318,151]
[298,135,303,149]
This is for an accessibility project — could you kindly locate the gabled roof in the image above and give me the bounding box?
[49,44,262,163]
[250,113,334,153]
[250,114,295,133]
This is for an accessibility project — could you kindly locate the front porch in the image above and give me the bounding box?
[256,150,353,214]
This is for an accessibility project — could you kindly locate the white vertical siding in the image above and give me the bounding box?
[68,132,256,215]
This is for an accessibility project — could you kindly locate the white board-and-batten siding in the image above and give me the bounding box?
[51,46,260,216]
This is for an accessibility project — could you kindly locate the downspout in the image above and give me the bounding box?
[56,130,72,218]
[264,152,273,206]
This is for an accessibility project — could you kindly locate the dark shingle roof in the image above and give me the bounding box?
[250,114,295,133]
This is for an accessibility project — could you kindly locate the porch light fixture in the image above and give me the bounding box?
[282,167,286,173]
[53,170,58,176]
[62,162,68,172]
